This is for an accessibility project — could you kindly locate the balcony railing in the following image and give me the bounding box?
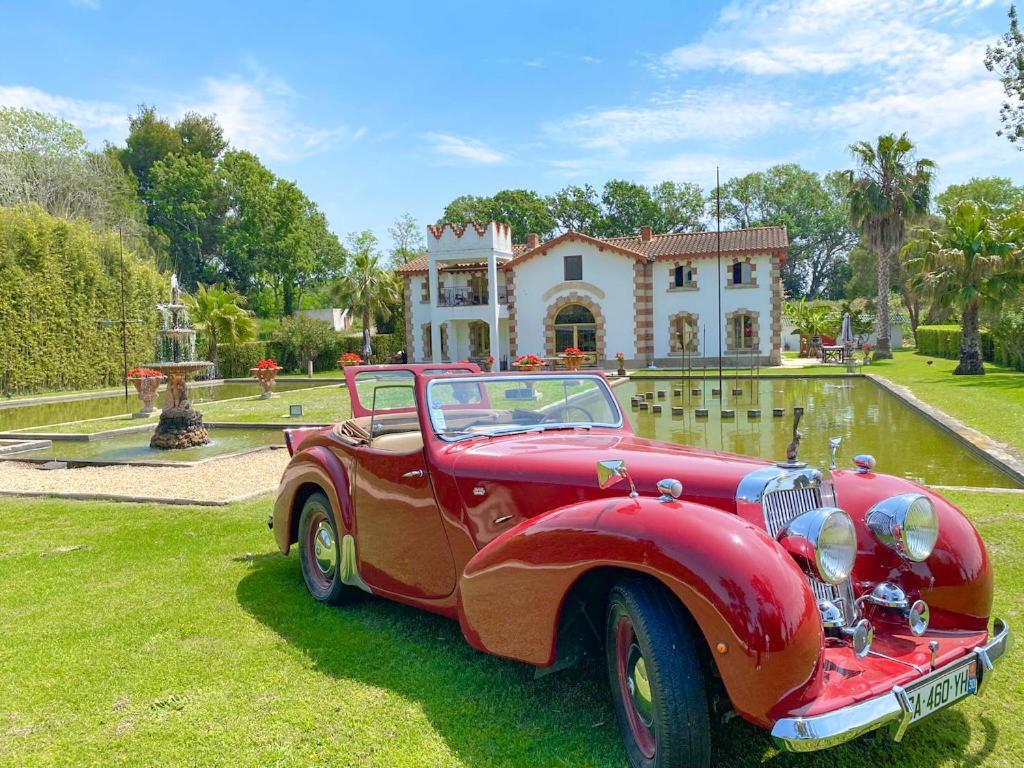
[437,286,508,307]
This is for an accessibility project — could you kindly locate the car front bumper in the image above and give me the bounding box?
[771,618,1012,752]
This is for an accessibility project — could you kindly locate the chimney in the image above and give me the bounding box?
[526,233,540,250]
[640,226,654,242]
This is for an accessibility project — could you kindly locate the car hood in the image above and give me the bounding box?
[447,428,771,512]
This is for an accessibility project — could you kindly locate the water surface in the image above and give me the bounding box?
[620,377,1019,489]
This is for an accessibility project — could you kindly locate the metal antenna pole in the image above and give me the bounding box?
[119,227,130,409]
[716,167,723,398]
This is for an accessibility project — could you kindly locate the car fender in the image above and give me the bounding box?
[456,495,823,727]
[273,445,354,554]
[830,470,993,631]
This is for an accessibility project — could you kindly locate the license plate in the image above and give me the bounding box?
[906,660,978,723]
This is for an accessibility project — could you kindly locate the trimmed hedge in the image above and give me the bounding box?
[217,333,406,378]
[916,324,1021,370]
[0,206,167,394]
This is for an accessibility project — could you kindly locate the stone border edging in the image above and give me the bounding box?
[865,373,1024,487]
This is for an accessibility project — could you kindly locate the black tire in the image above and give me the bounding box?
[606,578,711,768]
[298,492,348,605]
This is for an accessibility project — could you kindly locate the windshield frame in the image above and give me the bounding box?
[424,372,624,442]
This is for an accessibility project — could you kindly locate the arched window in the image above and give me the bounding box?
[554,303,597,352]
[672,314,699,353]
[732,313,755,350]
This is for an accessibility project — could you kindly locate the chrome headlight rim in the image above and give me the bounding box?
[866,493,938,563]
[778,507,858,586]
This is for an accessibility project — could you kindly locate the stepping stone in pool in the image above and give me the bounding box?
[695,408,709,418]
[773,408,785,417]
[722,410,735,419]
[652,405,662,413]
[748,409,761,418]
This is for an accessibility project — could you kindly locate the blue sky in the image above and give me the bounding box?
[0,0,1018,248]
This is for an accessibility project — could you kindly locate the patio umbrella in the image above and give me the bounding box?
[839,312,854,347]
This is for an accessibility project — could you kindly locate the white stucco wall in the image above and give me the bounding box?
[652,253,775,360]
[511,241,637,362]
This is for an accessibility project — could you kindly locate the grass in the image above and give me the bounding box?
[0,489,1020,767]
[20,386,349,434]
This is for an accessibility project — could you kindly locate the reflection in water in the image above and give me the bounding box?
[620,378,1019,490]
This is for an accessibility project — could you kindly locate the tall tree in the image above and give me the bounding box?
[330,231,400,360]
[599,180,661,236]
[547,184,603,234]
[906,201,1024,374]
[719,165,855,298]
[388,212,424,266]
[0,108,146,232]
[147,152,224,287]
[936,177,1024,212]
[175,112,228,159]
[649,181,706,233]
[117,105,183,194]
[846,133,935,359]
[185,283,256,368]
[985,4,1024,149]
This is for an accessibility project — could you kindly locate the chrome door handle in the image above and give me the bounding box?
[402,469,424,479]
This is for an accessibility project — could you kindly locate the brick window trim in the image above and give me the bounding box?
[725,309,760,352]
[668,311,700,354]
[725,256,758,288]
[668,260,697,291]
[543,293,606,362]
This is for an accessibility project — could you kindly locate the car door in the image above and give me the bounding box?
[352,438,457,600]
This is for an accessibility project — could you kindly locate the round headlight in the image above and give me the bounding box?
[778,507,857,585]
[866,493,938,562]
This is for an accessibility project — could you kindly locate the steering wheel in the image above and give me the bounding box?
[541,404,594,423]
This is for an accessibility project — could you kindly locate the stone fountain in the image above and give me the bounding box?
[146,275,213,449]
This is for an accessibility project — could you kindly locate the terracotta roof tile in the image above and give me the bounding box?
[394,226,787,274]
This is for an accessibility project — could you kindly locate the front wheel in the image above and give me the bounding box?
[606,579,711,768]
[298,492,349,605]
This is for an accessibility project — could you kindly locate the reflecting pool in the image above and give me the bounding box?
[0,380,320,433]
[620,377,1020,489]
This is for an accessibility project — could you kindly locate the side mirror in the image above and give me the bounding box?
[596,459,638,497]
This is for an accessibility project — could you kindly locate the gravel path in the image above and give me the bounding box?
[0,448,290,505]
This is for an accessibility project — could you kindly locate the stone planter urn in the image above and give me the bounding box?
[127,371,164,416]
[562,355,583,371]
[251,364,282,399]
[514,355,543,373]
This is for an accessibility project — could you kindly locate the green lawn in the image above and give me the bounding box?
[0,490,1019,767]
[21,386,350,434]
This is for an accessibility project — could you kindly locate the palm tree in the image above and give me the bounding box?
[330,231,400,361]
[186,283,257,369]
[906,201,1024,375]
[846,133,935,359]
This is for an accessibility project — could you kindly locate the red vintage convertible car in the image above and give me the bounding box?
[271,364,1010,768]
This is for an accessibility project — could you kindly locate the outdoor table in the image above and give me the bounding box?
[821,345,845,364]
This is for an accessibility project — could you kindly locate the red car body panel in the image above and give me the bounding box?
[272,365,996,731]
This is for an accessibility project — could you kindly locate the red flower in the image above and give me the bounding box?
[255,358,281,370]
[562,347,585,357]
[514,354,544,366]
[337,352,363,364]
[127,368,164,379]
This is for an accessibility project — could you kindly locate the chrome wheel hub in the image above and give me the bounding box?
[627,645,653,726]
[312,520,336,576]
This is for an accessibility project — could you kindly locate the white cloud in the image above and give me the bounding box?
[0,69,358,161]
[184,74,355,161]
[423,132,508,165]
[0,85,124,140]
[657,0,996,77]
[548,89,792,150]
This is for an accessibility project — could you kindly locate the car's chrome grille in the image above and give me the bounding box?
[762,485,858,626]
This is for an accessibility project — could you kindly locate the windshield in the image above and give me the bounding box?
[426,374,622,440]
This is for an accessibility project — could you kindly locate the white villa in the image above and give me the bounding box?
[398,221,788,369]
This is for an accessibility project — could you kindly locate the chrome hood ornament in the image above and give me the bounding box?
[777,407,807,468]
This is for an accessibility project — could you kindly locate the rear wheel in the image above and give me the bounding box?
[298,492,348,605]
[606,578,711,768]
